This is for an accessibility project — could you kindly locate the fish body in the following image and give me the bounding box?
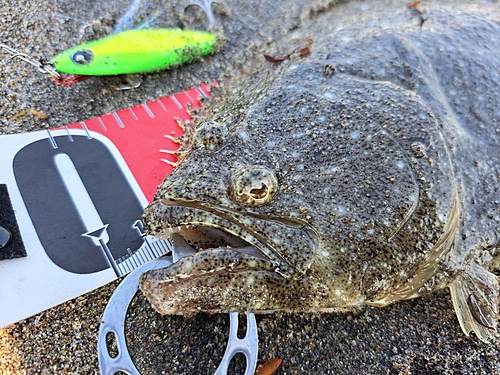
[51,29,217,76]
[140,2,500,343]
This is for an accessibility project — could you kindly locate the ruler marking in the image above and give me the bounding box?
[80,121,92,139]
[143,243,156,260]
[169,95,183,109]
[156,99,167,111]
[132,249,143,265]
[128,107,138,121]
[137,248,147,264]
[131,253,140,268]
[148,241,159,257]
[64,126,74,142]
[97,116,107,131]
[113,112,125,128]
[183,91,194,103]
[125,262,133,274]
[142,103,154,118]
[124,262,133,274]
[138,242,151,260]
[154,239,171,257]
[54,154,110,245]
[161,158,177,166]
[117,263,126,276]
[46,130,58,149]
[197,86,208,99]
[151,241,164,258]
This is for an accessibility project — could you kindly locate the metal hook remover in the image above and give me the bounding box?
[98,241,259,375]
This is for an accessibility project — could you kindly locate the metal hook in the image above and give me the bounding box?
[184,0,220,29]
[0,43,61,80]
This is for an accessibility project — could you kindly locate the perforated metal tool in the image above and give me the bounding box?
[98,245,259,375]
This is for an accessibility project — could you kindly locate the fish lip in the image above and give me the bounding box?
[146,233,278,282]
[149,197,281,257]
[144,197,319,278]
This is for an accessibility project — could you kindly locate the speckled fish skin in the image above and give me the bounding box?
[140,2,500,343]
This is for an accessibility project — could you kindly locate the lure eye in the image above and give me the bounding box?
[71,50,93,65]
[229,166,278,207]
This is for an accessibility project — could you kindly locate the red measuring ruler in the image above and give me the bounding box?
[0,83,214,327]
[51,84,212,201]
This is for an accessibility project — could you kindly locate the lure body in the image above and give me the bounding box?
[51,29,217,76]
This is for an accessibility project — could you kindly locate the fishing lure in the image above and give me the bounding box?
[53,29,217,76]
[1,28,217,86]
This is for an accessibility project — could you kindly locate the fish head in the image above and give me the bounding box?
[140,63,459,314]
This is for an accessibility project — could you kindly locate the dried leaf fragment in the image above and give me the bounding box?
[264,36,313,63]
[11,109,49,120]
[28,109,49,119]
[299,45,311,57]
[263,53,292,63]
[254,358,282,375]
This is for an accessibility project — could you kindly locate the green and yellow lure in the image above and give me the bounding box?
[0,28,217,86]
[52,28,217,77]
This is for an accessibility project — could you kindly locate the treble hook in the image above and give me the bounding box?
[184,0,220,29]
[0,43,62,80]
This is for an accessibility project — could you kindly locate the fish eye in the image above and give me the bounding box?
[229,166,278,207]
[192,121,228,151]
[71,50,93,65]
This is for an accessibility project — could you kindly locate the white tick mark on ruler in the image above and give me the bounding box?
[97,117,107,131]
[54,153,109,247]
[156,100,167,111]
[196,87,208,99]
[170,95,183,109]
[140,241,155,259]
[142,103,154,118]
[137,250,146,263]
[46,130,58,149]
[131,254,139,268]
[113,112,125,128]
[183,91,194,103]
[128,108,138,120]
[80,122,92,139]
[64,126,74,142]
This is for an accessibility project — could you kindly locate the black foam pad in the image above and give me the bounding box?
[0,184,27,260]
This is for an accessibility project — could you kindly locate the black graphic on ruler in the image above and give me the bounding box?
[13,135,144,274]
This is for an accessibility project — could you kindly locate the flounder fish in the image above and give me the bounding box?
[140,1,500,343]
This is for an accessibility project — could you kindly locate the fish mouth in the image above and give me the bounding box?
[142,198,320,279]
[140,198,320,314]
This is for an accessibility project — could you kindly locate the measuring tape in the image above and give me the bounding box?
[0,84,212,327]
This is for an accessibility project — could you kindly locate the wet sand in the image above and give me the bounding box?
[1,1,500,374]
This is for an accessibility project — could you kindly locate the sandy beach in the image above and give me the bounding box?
[1,0,500,374]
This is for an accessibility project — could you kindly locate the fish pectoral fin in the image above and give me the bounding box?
[449,261,499,343]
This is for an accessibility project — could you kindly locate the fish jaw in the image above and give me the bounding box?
[142,198,320,279]
[139,198,350,314]
[139,245,284,314]
[139,235,364,314]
